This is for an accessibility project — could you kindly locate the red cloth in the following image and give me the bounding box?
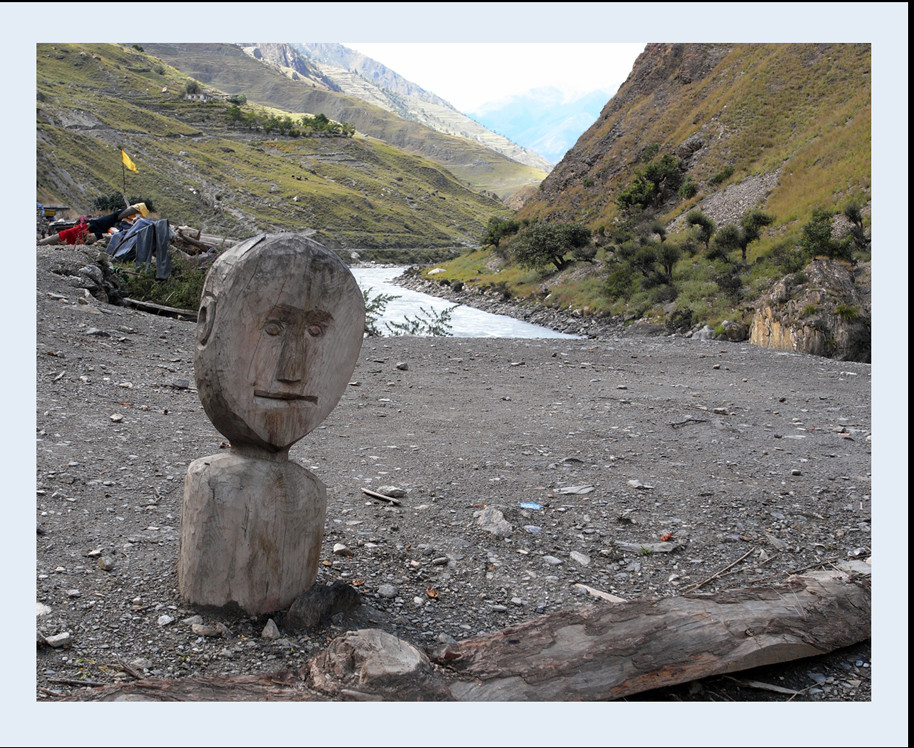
[57,224,90,245]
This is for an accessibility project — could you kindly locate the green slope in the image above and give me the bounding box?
[423,43,872,332]
[36,43,512,248]
[141,43,548,199]
[525,43,870,233]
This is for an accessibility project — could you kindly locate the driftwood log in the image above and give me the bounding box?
[54,563,870,702]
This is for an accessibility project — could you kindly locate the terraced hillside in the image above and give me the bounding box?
[142,42,548,200]
[36,43,512,248]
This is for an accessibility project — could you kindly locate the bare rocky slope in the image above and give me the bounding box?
[35,243,874,704]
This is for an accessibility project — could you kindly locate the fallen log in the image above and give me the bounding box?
[120,297,198,321]
[430,561,871,701]
[51,562,870,702]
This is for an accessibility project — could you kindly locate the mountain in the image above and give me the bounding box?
[422,43,872,360]
[287,43,554,173]
[523,43,870,231]
[469,88,615,165]
[36,43,512,248]
[141,42,548,200]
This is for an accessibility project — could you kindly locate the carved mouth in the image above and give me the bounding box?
[254,390,317,404]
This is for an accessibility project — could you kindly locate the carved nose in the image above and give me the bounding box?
[275,332,306,383]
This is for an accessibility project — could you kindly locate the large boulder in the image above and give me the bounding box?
[749,259,870,362]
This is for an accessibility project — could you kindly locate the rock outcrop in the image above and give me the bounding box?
[749,259,870,362]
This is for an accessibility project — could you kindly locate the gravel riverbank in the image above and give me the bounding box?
[32,246,882,712]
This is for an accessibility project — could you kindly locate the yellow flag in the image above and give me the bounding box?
[121,149,138,173]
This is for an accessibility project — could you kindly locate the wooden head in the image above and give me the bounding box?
[194,234,365,452]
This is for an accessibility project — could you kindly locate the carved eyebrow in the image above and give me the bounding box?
[304,309,334,325]
[265,305,334,325]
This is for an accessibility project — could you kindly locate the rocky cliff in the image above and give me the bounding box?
[750,259,871,362]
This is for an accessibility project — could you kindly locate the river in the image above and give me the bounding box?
[350,266,578,339]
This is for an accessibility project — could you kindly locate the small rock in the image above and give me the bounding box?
[543,555,563,566]
[191,623,220,637]
[627,479,654,490]
[36,602,52,617]
[333,543,353,557]
[45,632,72,648]
[182,615,204,626]
[261,618,281,640]
[97,556,115,571]
[377,486,406,498]
[395,362,409,371]
[570,551,591,566]
[524,525,542,535]
[110,414,124,423]
[791,469,802,476]
[475,506,513,537]
[66,589,81,598]
[157,614,175,626]
[378,584,398,599]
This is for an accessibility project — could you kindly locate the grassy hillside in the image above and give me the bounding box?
[424,43,871,332]
[36,43,511,248]
[141,43,548,199]
[527,43,870,238]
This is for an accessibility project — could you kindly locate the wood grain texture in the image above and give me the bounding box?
[178,452,327,614]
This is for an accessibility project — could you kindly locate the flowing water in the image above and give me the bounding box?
[350,266,578,339]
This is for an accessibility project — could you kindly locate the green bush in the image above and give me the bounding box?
[115,254,208,311]
[709,166,734,186]
[835,304,860,322]
[678,177,697,199]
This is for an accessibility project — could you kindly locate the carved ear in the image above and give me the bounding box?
[197,296,216,347]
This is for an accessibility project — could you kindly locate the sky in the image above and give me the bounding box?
[340,42,646,113]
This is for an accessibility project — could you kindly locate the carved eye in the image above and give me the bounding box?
[264,320,283,336]
[307,324,324,337]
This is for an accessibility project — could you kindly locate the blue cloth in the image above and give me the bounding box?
[107,219,172,279]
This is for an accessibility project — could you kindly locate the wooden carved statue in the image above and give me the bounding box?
[178,233,365,614]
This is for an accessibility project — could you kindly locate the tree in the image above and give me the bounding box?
[843,202,870,253]
[184,79,200,95]
[511,222,592,272]
[685,210,716,251]
[483,216,521,249]
[617,154,684,211]
[709,210,774,264]
[800,208,853,261]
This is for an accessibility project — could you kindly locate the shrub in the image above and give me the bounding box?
[678,177,697,199]
[709,166,734,186]
[835,304,860,322]
[115,254,207,310]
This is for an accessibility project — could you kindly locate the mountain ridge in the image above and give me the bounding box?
[288,42,554,173]
[36,42,512,248]
[142,42,548,199]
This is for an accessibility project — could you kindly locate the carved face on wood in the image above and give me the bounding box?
[195,234,364,451]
